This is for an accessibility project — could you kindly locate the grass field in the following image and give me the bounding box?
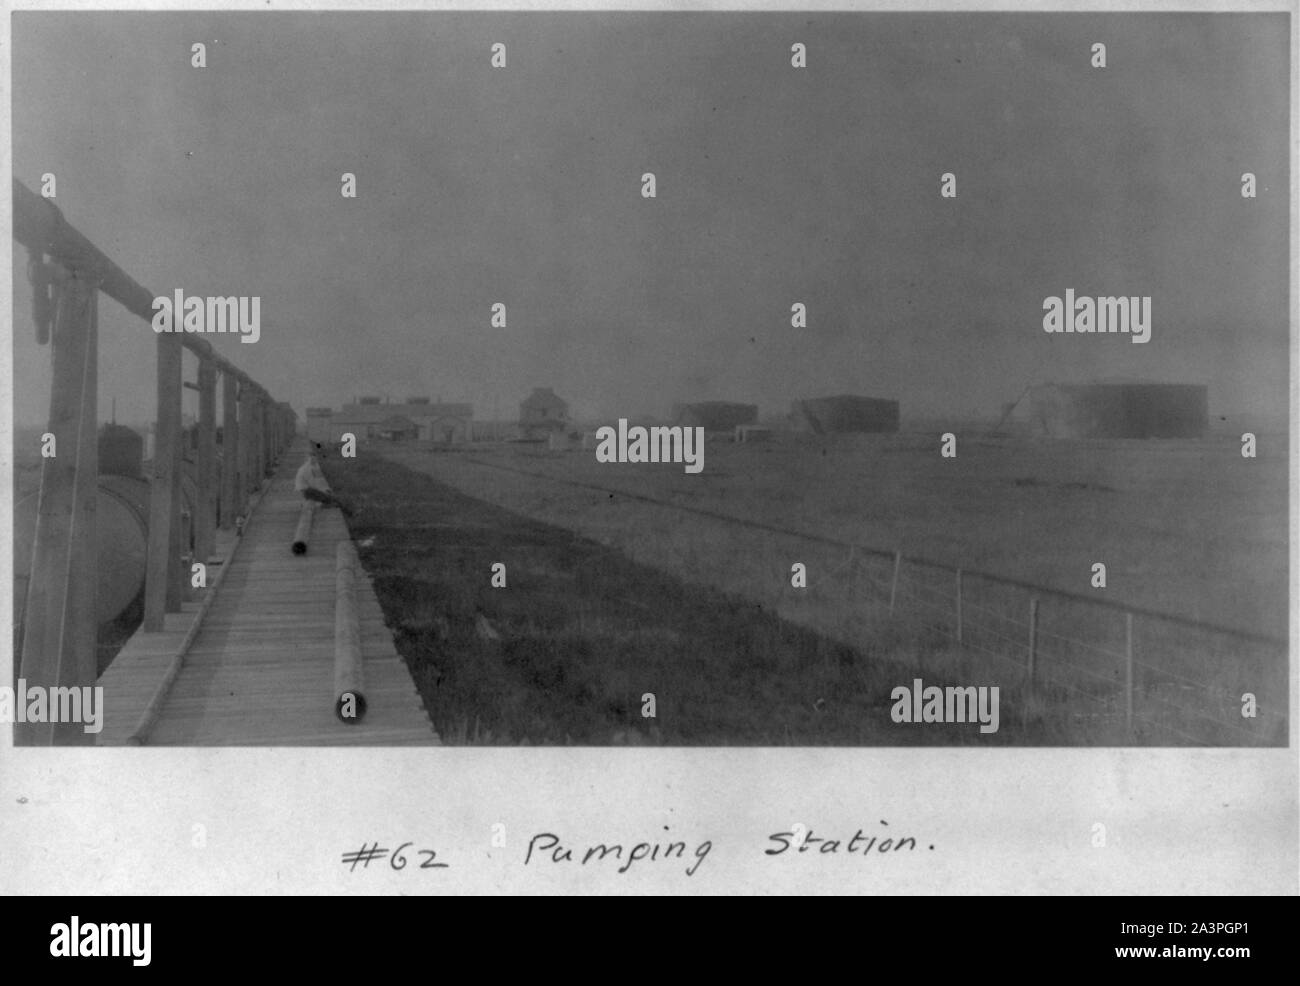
[409,431,1288,636]
[325,429,1288,746]
[323,450,1066,745]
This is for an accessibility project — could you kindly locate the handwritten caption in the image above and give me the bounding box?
[341,841,449,872]
[341,823,934,878]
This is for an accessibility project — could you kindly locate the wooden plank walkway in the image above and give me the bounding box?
[97,447,438,745]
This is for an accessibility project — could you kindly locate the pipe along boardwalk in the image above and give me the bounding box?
[96,443,438,746]
[13,181,431,745]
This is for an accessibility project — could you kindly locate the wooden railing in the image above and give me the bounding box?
[11,178,297,744]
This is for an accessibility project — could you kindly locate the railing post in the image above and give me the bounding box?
[955,568,963,644]
[260,396,271,476]
[238,383,256,504]
[251,395,262,480]
[195,356,216,565]
[253,392,262,484]
[889,550,901,614]
[1125,612,1134,736]
[180,503,193,602]
[167,390,184,612]
[255,394,267,479]
[221,370,238,528]
[17,268,99,745]
[1027,597,1039,689]
[144,331,182,629]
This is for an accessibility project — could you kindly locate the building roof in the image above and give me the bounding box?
[521,387,567,410]
[673,401,758,430]
[791,395,899,434]
[377,414,419,430]
[332,402,473,424]
[424,408,473,421]
[422,403,474,418]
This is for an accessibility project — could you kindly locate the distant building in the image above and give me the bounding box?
[673,402,758,432]
[734,424,774,443]
[791,395,899,434]
[471,419,517,442]
[325,397,475,444]
[423,404,473,443]
[1026,383,1208,438]
[519,388,569,439]
[376,414,419,441]
[306,407,335,445]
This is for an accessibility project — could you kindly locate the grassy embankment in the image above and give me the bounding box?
[373,435,1288,746]
[323,449,1055,745]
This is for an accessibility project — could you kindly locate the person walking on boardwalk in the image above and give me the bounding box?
[295,444,353,516]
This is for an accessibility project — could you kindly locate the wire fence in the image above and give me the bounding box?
[854,548,1287,746]
[454,454,1288,746]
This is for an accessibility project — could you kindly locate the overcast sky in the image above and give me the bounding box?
[9,11,1290,427]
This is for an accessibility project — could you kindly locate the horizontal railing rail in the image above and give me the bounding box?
[12,178,298,745]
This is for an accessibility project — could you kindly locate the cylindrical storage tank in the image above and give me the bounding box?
[13,474,151,628]
[97,475,151,621]
[140,455,201,516]
[98,424,144,478]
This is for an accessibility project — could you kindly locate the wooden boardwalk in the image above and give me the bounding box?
[97,448,438,746]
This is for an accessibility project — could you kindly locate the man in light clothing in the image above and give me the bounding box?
[294,444,352,515]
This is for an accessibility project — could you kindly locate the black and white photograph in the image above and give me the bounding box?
[2,0,1296,900]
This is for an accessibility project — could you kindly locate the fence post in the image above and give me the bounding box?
[955,568,963,644]
[195,357,216,565]
[1027,597,1038,689]
[221,371,238,528]
[1125,612,1134,736]
[144,332,182,630]
[17,269,99,744]
[238,383,256,504]
[889,550,901,614]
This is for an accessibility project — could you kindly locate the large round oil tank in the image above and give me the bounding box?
[97,475,151,618]
[138,457,199,549]
[12,474,151,627]
[98,424,144,478]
